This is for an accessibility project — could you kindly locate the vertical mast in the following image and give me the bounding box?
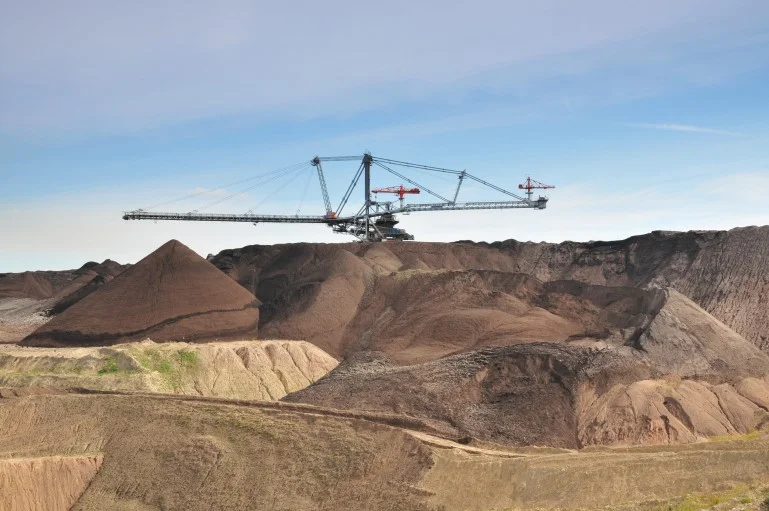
[312,156,333,216]
[362,153,372,240]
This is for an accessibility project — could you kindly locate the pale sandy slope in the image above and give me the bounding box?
[0,339,337,400]
[0,456,102,511]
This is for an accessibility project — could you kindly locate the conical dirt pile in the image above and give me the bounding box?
[22,240,259,347]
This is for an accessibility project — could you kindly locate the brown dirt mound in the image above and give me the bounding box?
[233,248,674,362]
[22,240,259,347]
[0,260,129,344]
[212,226,769,352]
[286,291,769,448]
[339,271,667,363]
[0,272,54,300]
[489,226,769,351]
[578,378,769,445]
[0,259,127,302]
[257,248,374,356]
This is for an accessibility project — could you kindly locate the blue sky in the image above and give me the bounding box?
[2,0,769,271]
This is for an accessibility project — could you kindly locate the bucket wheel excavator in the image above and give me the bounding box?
[123,153,554,242]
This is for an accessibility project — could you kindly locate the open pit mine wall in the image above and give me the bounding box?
[488,227,769,351]
[211,226,769,352]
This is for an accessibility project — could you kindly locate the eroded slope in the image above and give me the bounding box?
[0,340,337,400]
[287,290,769,447]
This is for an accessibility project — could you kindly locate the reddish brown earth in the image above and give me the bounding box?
[212,226,769,354]
[207,227,769,448]
[0,259,127,302]
[285,289,769,448]
[22,240,259,347]
[0,260,128,343]
[3,227,768,452]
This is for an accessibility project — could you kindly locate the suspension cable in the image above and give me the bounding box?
[464,174,526,201]
[296,167,315,214]
[336,162,365,215]
[373,161,451,203]
[195,162,310,212]
[250,165,313,212]
[371,157,461,175]
[140,160,311,210]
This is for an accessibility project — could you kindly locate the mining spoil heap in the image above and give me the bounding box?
[22,240,259,347]
[3,227,769,509]
[208,227,769,448]
[0,259,128,343]
[212,226,769,354]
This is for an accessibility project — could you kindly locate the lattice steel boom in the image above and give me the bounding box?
[123,153,553,241]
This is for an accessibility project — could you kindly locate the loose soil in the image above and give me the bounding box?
[23,240,259,346]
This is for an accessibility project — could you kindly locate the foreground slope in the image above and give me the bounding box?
[0,456,102,511]
[1,391,768,510]
[23,240,259,347]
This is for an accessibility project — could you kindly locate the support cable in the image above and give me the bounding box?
[336,162,364,215]
[372,157,461,175]
[251,165,313,213]
[196,162,310,212]
[296,167,315,214]
[407,165,458,184]
[465,174,527,201]
[373,161,451,203]
[139,160,311,211]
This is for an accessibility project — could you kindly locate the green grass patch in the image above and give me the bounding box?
[97,356,119,375]
[653,485,751,511]
[178,350,199,368]
[216,409,277,440]
[708,430,762,443]
[131,347,200,390]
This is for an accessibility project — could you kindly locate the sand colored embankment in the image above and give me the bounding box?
[0,455,102,511]
[0,340,337,400]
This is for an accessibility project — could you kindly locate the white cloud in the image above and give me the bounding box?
[628,123,743,136]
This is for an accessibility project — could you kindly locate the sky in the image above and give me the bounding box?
[2,0,769,272]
